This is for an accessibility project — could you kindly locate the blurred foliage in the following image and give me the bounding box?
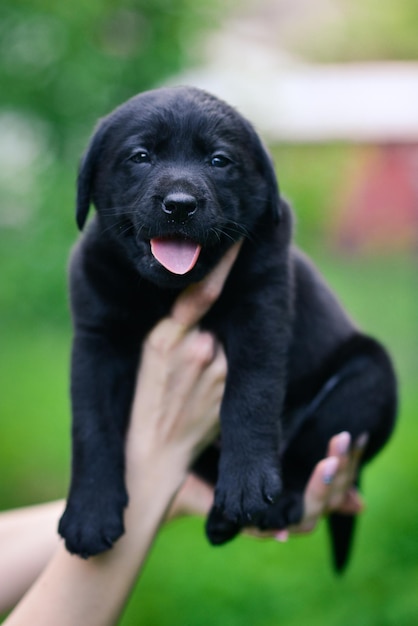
[0,0,226,326]
[0,0,224,154]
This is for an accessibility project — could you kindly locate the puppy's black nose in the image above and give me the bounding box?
[162,192,197,222]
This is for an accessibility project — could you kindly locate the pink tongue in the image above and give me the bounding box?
[150,237,202,275]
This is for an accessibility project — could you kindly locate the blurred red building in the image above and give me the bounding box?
[333,143,418,254]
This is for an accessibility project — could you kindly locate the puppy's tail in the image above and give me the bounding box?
[327,512,357,573]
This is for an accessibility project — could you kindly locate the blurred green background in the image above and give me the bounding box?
[0,0,417,624]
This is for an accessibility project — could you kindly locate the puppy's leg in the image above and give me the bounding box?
[59,334,137,557]
[205,251,293,541]
[259,336,397,570]
[206,327,287,542]
[193,445,243,544]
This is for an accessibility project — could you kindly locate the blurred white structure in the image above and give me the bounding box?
[169,18,418,253]
[177,61,418,143]
[171,19,418,143]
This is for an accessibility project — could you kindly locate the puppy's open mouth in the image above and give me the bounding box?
[150,236,202,275]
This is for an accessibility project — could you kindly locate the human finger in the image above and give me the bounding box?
[330,433,368,514]
[336,488,365,515]
[326,432,368,512]
[348,432,369,474]
[253,456,340,538]
[171,241,242,328]
[247,432,368,540]
[325,432,353,510]
[301,433,352,523]
[172,342,226,458]
[289,455,340,534]
[246,453,341,539]
[327,431,351,463]
[139,328,217,413]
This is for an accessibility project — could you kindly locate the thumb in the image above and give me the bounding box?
[171,241,242,328]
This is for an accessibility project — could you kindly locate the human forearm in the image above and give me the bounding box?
[4,451,185,626]
[5,320,225,625]
[3,243,237,625]
[0,501,64,614]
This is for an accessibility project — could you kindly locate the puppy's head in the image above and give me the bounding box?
[77,86,281,288]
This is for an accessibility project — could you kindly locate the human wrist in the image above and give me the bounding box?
[125,442,190,516]
[126,412,204,488]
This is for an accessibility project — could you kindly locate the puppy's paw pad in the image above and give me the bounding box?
[215,462,282,525]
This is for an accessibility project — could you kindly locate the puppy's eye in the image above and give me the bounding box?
[130,150,151,164]
[210,154,231,168]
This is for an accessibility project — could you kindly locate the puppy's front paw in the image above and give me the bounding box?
[214,457,282,525]
[58,490,128,558]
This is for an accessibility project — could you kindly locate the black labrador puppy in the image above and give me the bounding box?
[59,86,397,570]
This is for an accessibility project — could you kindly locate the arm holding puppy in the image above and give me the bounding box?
[1,241,364,624]
[2,243,238,626]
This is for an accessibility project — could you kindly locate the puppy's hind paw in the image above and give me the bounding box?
[206,505,241,546]
[257,491,304,531]
[215,460,282,526]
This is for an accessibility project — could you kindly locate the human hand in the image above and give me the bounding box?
[277,431,367,540]
[167,431,368,535]
[1,246,243,626]
[126,242,242,483]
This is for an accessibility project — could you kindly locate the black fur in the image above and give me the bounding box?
[58,87,397,569]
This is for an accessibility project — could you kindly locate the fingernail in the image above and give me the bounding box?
[323,456,339,485]
[275,530,289,542]
[355,432,369,450]
[336,431,351,455]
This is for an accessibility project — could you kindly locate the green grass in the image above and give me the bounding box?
[0,325,71,506]
[1,253,417,625]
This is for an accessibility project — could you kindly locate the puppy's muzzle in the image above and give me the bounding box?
[162,192,197,223]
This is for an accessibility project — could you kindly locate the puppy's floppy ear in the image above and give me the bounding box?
[256,138,282,224]
[76,119,108,231]
[244,118,282,224]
